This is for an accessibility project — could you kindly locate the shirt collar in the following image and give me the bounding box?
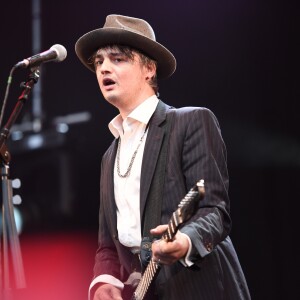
[108,95,159,138]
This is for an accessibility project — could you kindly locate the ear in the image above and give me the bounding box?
[145,62,157,80]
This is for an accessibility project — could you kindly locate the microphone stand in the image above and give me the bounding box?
[0,67,40,299]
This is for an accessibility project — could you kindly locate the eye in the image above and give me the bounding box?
[94,56,103,68]
[114,57,123,63]
[94,59,103,67]
[112,53,129,63]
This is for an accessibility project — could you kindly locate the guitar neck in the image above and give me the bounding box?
[132,212,178,300]
[162,209,183,242]
[132,180,205,300]
[132,259,160,300]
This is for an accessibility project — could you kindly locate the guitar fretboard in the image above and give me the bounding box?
[132,180,205,300]
[163,188,201,241]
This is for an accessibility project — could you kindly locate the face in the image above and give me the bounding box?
[94,47,155,115]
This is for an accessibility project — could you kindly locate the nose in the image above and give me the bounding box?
[99,58,112,74]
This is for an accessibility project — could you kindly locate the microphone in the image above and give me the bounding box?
[15,44,67,69]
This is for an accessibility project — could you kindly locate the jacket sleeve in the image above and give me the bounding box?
[177,107,231,262]
[93,154,122,280]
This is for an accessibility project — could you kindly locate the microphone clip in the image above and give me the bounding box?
[18,68,40,102]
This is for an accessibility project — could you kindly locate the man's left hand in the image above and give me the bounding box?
[150,225,190,265]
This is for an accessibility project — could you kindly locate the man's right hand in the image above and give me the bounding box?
[93,283,123,300]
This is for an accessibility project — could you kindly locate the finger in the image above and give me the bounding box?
[152,239,169,262]
[152,237,188,265]
[150,224,168,235]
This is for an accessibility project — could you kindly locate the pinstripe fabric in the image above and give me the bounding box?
[95,100,250,299]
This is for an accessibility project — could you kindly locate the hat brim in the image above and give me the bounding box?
[75,28,176,79]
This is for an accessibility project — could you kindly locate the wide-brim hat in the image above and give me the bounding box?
[75,14,176,79]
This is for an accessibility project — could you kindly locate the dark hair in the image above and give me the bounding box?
[89,44,159,96]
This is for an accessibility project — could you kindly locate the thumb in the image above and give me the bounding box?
[150,224,168,235]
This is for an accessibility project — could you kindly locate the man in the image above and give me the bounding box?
[75,14,250,300]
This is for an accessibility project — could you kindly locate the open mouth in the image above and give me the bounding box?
[103,78,116,87]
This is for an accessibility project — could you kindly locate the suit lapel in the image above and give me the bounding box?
[140,100,169,218]
[103,139,119,236]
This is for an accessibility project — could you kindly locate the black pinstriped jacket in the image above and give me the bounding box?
[94,100,250,300]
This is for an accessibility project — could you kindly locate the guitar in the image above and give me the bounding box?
[123,179,205,300]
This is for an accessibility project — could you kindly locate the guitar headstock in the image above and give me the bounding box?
[177,179,205,223]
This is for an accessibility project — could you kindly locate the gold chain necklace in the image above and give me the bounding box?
[116,127,148,178]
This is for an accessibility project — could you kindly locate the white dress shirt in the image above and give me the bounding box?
[109,95,159,247]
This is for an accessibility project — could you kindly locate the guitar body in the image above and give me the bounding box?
[122,180,205,300]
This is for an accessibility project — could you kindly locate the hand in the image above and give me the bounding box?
[93,283,123,300]
[150,225,190,265]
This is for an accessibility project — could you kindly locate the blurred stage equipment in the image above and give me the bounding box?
[0,33,67,300]
[0,66,40,299]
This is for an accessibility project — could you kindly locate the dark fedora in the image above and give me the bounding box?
[75,14,176,79]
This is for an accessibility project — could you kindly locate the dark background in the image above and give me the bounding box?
[0,1,299,299]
